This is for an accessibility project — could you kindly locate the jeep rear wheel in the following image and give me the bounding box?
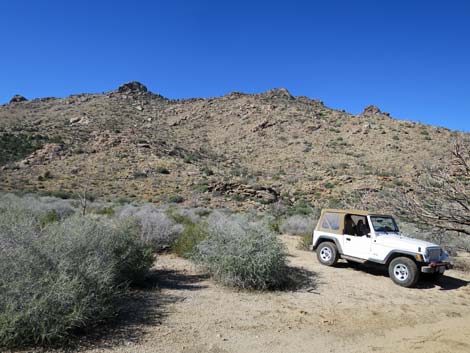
[388,257,419,287]
[316,242,339,266]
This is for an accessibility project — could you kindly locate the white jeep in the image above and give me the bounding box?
[311,209,453,287]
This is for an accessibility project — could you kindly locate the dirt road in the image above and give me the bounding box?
[83,235,470,353]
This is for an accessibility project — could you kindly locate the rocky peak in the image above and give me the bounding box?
[117,81,148,94]
[362,105,382,115]
[9,95,28,103]
[263,88,294,100]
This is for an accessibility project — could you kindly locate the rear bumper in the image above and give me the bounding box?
[421,262,453,273]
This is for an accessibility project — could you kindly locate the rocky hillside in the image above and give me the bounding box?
[0,82,464,210]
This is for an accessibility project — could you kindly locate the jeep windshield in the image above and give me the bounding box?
[370,216,399,233]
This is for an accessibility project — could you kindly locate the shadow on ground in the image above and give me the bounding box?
[418,275,469,290]
[336,261,469,290]
[284,265,318,292]
[145,268,210,291]
[54,267,209,352]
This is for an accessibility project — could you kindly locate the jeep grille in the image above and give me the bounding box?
[427,248,441,262]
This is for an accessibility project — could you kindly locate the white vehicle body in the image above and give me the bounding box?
[311,209,453,287]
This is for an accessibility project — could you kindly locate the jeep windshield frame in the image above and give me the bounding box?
[370,215,399,233]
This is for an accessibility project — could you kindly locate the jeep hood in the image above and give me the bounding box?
[375,233,439,252]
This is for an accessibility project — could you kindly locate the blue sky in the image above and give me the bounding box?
[1,0,469,131]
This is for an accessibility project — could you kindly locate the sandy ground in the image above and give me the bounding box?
[72,235,470,353]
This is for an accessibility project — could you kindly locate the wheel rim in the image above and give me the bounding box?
[320,246,332,262]
[393,263,409,281]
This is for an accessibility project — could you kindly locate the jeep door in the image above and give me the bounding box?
[341,214,372,259]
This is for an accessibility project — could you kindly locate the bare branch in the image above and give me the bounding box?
[392,138,470,237]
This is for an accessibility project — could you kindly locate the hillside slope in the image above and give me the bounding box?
[0,82,463,209]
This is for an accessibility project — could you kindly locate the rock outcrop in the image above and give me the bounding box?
[262,88,294,100]
[9,95,28,103]
[208,181,279,204]
[117,81,148,94]
[362,105,382,115]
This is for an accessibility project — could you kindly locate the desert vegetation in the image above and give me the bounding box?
[0,186,469,350]
[0,193,298,348]
[0,202,153,347]
[193,212,289,290]
[394,139,470,236]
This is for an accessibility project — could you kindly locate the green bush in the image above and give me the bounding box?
[92,206,116,216]
[0,133,47,165]
[38,190,77,200]
[286,199,315,216]
[156,166,170,174]
[169,195,184,204]
[193,213,288,290]
[268,217,282,233]
[0,210,153,347]
[172,222,208,258]
[38,210,59,227]
[297,234,313,250]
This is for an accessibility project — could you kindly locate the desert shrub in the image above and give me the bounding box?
[297,233,313,250]
[285,200,316,216]
[38,190,77,200]
[0,193,76,220]
[156,166,170,174]
[193,212,288,290]
[279,215,316,236]
[168,195,184,203]
[118,204,183,251]
[201,166,214,176]
[91,205,116,216]
[268,217,282,233]
[0,210,153,347]
[167,208,212,258]
[168,207,211,225]
[38,210,60,227]
[0,133,47,165]
[167,211,194,226]
[172,222,208,258]
[116,196,133,205]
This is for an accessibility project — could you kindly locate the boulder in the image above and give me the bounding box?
[208,181,279,204]
[9,95,28,103]
[263,88,294,100]
[362,105,382,115]
[117,81,148,94]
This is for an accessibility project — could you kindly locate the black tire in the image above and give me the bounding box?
[388,257,419,287]
[316,242,339,266]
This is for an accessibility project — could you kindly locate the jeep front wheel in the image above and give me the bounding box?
[388,257,419,287]
[316,242,339,266]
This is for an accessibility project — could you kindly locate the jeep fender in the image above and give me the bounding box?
[313,236,343,255]
[381,250,419,265]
